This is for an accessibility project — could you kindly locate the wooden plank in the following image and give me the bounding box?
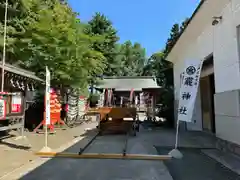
[35,152,172,161]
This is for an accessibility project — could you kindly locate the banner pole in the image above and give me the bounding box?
[174,119,180,149]
[169,118,183,159]
[40,66,52,152]
[45,124,48,147]
[1,0,8,92]
[44,94,48,148]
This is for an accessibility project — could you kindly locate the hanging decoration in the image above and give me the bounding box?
[21,81,25,90]
[97,91,105,107]
[10,78,16,88]
[31,83,35,91]
[78,96,87,117]
[67,93,78,119]
[16,80,20,89]
[27,84,30,91]
[8,74,37,92]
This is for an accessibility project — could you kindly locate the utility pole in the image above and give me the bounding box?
[1,0,8,92]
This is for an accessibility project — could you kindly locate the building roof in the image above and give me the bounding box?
[166,0,205,58]
[97,76,161,91]
[0,62,43,82]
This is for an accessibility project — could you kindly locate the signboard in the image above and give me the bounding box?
[11,94,22,113]
[177,60,203,122]
[45,66,51,125]
[0,99,6,119]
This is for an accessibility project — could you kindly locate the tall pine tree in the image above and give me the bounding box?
[164,23,180,55]
[180,18,190,32]
[85,12,120,76]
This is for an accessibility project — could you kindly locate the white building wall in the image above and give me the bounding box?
[173,20,214,131]
[172,0,232,98]
[214,2,240,93]
[173,21,215,100]
[172,0,240,145]
[213,1,240,145]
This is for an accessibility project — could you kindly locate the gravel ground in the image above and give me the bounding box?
[156,147,240,180]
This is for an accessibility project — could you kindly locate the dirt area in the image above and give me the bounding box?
[0,122,97,179]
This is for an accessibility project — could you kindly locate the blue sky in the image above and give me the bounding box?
[68,0,200,56]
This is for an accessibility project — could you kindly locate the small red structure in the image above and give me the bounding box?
[34,89,65,133]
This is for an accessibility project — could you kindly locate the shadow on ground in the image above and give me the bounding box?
[0,140,31,151]
[156,147,240,180]
[14,121,239,180]
[0,132,32,151]
[140,120,169,129]
[18,123,172,180]
[18,127,101,180]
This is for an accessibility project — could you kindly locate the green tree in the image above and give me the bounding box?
[142,18,189,127]
[0,0,106,91]
[85,12,120,76]
[163,18,189,55]
[180,17,190,32]
[0,0,22,22]
[164,23,180,55]
[0,0,26,63]
[142,52,174,126]
[143,52,173,87]
[115,41,146,76]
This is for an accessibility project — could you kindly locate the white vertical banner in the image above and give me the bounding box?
[120,96,123,106]
[98,89,105,107]
[178,60,203,122]
[45,66,51,125]
[108,89,112,106]
[135,95,138,106]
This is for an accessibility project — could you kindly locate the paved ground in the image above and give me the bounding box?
[156,147,240,180]
[141,122,216,148]
[0,122,97,179]
[1,121,240,180]
[17,129,173,180]
[202,149,240,175]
